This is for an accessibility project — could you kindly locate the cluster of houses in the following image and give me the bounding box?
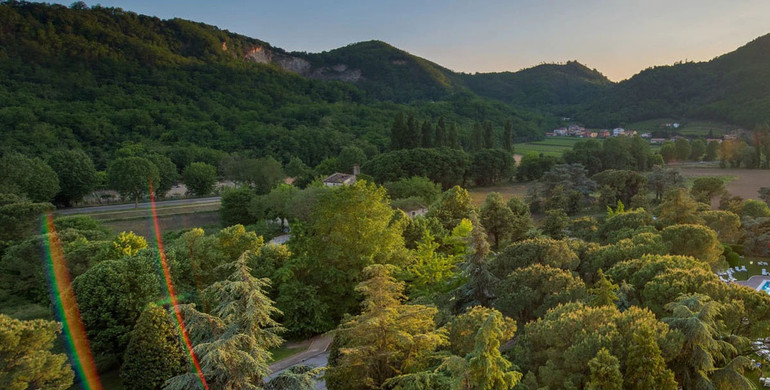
[546,125,640,139]
[548,123,735,145]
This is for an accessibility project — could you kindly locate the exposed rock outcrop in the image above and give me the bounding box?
[241,45,362,82]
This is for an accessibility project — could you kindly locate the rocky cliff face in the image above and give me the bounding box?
[241,45,361,82]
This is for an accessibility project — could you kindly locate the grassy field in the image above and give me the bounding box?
[514,137,584,157]
[468,183,528,206]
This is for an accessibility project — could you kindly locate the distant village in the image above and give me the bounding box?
[546,122,735,144]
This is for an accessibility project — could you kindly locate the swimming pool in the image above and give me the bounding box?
[760,280,770,294]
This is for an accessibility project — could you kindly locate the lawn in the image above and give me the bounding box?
[268,345,306,363]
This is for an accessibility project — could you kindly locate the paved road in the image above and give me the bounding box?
[55,196,221,215]
[267,334,333,390]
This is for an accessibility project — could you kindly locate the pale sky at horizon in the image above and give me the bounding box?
[51,0,770,81]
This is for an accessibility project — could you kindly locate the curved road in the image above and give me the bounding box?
[55,196,221,215]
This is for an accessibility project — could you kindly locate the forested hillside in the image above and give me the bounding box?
[576,34,770,128]
[460,61,611,116]
[0,1,548,169]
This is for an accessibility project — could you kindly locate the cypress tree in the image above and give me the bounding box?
[435,117,447,147]
[472,122,484,152]
[503,120,514,152]
[421,120,433,148]
[406,114,418,149]
[121,304,187,390]
[390,113,406,150]
[448,122,460,149]
[483,121,494,149]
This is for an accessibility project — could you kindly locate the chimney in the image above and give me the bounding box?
[353,164,360,176]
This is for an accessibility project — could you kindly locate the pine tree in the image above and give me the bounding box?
[464,212,495,307]
[325,264,446,390]
[585,348,622,390]
[588,270,619,307]
[121,304,187,390]
[0,315,74,390]
[624,325,677,390]
[502,120,513,152]
[421,120,433,148]
[164,252,284,390]
[435,117,447,147]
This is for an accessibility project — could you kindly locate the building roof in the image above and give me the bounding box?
[323,172,355,184]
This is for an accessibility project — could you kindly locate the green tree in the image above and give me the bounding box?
[222,157,284,195]
[147,154,179,199]
[624,325,677,390]
[702,210,742,243]
[182,162,217,196]
[490,237,579,278]
[165,253,284,390]
[663,294,749,390]
[494,264,587,323]
[325,264,447,390]
[585,348,622,390]
[337,146,367,173]
[542,208,569,239]
[704,141,719,161]
[674,138,692,161]
[661,224,723,267]
[646,166,685,202]
[220,186,257,227]
[0,194,53,244]
[502,120,513,152]
[72,252,161,357]
[445,306,516,357]
[460,213,496,308]
[0,314,74,390]
[689,139,707,161]
[0,152,59,202]
[434,117,447,148]
[588,270,619,307]
[427,186,476,231]
[421,120,433,148]
[107,156,160,207]
[690,177,726,204]
[47,149,98,206]
[384,176,442,205]
[480,192,516,250]
[465,313,521,390]
[506,196,533,242]
[658,188,703,225]
[265,365,322,390]
[471,149,515,187]
[121,304,187,390]
[294,180,407,323]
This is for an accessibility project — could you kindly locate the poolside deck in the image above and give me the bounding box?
[736,275,770,291]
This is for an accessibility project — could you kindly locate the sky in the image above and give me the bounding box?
[52,0,770,81]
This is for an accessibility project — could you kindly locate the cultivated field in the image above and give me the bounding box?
[677,166,770,200]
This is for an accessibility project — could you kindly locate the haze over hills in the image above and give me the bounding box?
[2,1,770,166]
